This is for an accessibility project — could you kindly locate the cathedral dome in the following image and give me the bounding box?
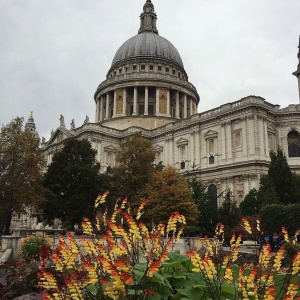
[94,0,200,127]
[111,32,184,70]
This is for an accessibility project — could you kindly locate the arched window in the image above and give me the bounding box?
[288,131,300,157]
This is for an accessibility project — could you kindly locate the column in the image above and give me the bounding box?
[97,141,101,163]
[105,94,109,119]
[242,119,247,156]
[264,120,269,156]
[175,91,180,119]
[221,123,226,160]
[258,118,264,156]
[99,96,103,122]
[133,87,137,115]
[144,87,148,115]
[190,99,194,115]
[165,138,169,165]
[248,117,255,155]
[123,89,127,116]
[167,89,170,116]
[226,122,232,159]
[156,88,159,115]
[170,137,174,165]
[183,94,187,119]
[95,98,99,122]
[195,129,200,165]
[190,132,195,168]
[113,90,117,117]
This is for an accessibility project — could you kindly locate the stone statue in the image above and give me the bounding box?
[59,114,65,127]
[41,137,46,143]
[84,115,89,124]
[51,129,54,136]
[70,119,75,129]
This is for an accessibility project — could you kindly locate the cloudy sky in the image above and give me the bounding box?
[0,0,299,140]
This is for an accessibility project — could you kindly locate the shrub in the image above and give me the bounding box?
[19,234,51,263]
[261,204,300,234]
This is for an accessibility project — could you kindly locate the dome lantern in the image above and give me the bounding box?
[138,0,158,35]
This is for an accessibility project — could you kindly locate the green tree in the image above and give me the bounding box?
[260,204,300,235]
[0,117,46,234]
[217,190,241,241]
[257,149,300,206]
[257,175,279,207]
[239,188,261,216]
[187,178,218,236]
[267,149,295,204]
[43,139,101,228]
[109,132,156,209]
[143,166,199,225]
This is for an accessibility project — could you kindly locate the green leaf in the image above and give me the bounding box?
[85,284,98,294]
[134,262,147,271]
[176,285,206,300]
[151,272,173,289]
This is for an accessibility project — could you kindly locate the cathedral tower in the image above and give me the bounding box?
[292,36,300,102]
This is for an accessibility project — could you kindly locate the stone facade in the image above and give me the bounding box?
[41,1,300,206]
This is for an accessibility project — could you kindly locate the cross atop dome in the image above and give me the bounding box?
[138,0,158,34]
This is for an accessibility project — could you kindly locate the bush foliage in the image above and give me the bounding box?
[260,204,300,234]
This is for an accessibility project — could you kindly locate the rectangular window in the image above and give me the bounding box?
[133,65,137,71]
[166,67,169,73]
[172,69,176,75]
[139,105,144,115]
[141,65,145,71]
[150,65,154,71]
[158,66,162,72]
[148,104,154,115]
[119,68,122,74]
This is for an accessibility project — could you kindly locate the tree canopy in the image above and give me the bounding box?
[0,117,46,234]
[217,190,241,240]
[255,149,300,206]
[142,166,199,225]
[268,149,296,204]
[239,188,261,216]
[43,138,102,228]
[107,132,156,209]
[187,178,218,236]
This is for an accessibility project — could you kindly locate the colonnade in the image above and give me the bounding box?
[95,86,197,122]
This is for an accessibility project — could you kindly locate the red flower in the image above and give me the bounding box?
[144,290,155,296]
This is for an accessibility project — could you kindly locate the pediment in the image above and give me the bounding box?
[176,138,189,146]
[104,145,116,152]
[204,130,218,138]
[46,127,72,146]
[153,144,164,152]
